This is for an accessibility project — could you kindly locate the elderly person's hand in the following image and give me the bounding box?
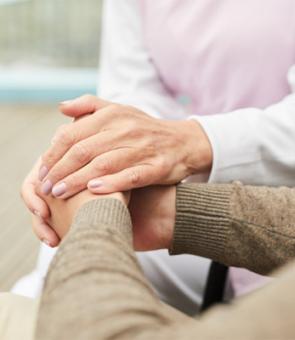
[45,186,174,252]
[24,160,175,249]
[34,184,174,252]
[37,189,129,239]
[129,185,176,251]
[38,95,212,198]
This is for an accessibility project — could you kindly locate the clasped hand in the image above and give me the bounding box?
[21,95,211,249]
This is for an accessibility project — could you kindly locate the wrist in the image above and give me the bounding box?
[183,119,213,174]
[130,185,176,251]
[159,185,176,249]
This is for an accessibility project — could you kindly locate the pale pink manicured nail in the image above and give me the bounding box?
[52,182,67,197]
[39,165,48,181]
[88,180,103,189]
[41,179,53,195]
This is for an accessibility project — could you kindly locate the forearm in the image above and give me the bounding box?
[36,198,190,340]
[171,182,295,275]
[36,194,295,339]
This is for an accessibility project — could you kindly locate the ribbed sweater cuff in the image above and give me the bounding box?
[170,183,232,261]
[72,198,132,236]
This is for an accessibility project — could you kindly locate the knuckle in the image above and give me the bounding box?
[123,105,145,120]
[129,169,141,185]
[35,184,44,198]
[54,124,68,140]
[122,105,142,119]
[104,104,121,118]
[42,150,55,166]
[122,120,140,137]
[157,158,169,176]
[70,142,90,164]
[93,157,112,174]
[107,103,125,118]
[109,103,121,111]
[54,124,75,146]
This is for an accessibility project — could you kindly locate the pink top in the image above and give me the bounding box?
[139,0,295,116]
[139,0,295,296]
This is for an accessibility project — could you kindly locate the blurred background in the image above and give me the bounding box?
[0,0,102,290]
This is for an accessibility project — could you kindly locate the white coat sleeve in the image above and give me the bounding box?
[194,66,295,186]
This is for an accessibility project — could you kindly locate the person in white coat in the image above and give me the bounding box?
[17,0,295,314]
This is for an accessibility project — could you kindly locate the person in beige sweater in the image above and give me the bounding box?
[29,181,295,339]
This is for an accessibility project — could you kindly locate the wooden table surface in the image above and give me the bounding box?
[0,105,67,291]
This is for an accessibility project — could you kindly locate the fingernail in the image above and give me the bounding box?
[60,100,72,105]
[39,165,48,181]
[41,179,53,195]
[42,239,52,247]
[88,179,103,189]
[52,182,67,197]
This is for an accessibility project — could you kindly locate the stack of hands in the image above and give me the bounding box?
[21,95,212,250]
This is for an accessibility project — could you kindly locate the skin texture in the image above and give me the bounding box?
[39,95,212,198]
[39,190,129,239]
[21,159,60,247]
[38,186,175,251]
[22,161,176,249]
[21,94,211,245]
[129,185,176,250]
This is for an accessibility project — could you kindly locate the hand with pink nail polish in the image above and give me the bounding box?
[21,158,60,247]
[38,94,212,199]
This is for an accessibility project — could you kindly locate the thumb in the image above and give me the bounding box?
[59,94,111,118]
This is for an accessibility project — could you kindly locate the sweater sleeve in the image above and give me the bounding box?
[171,182,295,275]
[35,198,190,340]
[35,194,295,339]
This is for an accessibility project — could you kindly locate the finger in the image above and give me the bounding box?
[42,131,120,191]
[21,176,51,220]
[59,94,111,118]
[39,109,112,183]
[88,164,156,194]
[31,215,60,247]
[51,147,140,199]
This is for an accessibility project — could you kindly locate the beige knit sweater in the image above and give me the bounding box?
[35,183,295,339]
